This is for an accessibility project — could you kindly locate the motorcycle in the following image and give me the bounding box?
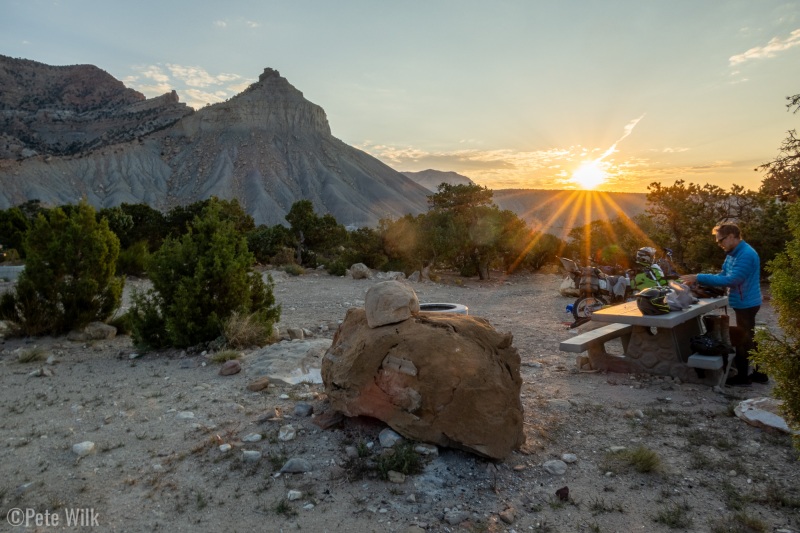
[561,247,681,321]
[559,257,632,320]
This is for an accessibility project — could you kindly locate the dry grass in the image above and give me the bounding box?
[223,311,275,348]
[18,346,46,363]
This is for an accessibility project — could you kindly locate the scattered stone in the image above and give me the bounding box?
[414,443,438,456]
[546,399,572,411]
[561,453,578,464]
[176,411,195,420]
[280,458,312,474]
[608,446,626,453]
[735,398,797,434]
[287,328,305,340]
[219,360,241,376]
[303,503,315,510]
[443,510,469,525]
[345,446,359,459]
[293,403,313,417]
[379,428,404,448]
[349,263,372,279]
[241,433,262,443]
[72,441,95,457]
[287,490,303,501]
[388,470,406,483]
[242,450,261,462]
[28,367,54,378]
[219,444,232,452]
[499,506,516,524]
[279,424,296,441]
[543,460,568,475]
[45,354,58,365]
[247,376,270,392]
[556,486,570,501]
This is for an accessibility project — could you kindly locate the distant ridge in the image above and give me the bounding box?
[402,169,474,192]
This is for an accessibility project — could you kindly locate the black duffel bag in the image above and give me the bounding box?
[690,334,729,356]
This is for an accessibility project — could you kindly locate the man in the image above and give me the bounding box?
[681,223,764,386]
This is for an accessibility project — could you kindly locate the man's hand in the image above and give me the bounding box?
[680,274,698,284]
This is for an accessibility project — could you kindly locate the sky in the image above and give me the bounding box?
[2,0,800,193]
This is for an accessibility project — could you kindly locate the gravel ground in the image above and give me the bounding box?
[0,268,797,533]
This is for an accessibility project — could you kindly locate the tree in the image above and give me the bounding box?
[0,206,30,258]
[285,200,347,266]
[130,202,280,349]
[758,93,800,202]
[0,201,123,336]
[751,200,800,450]
[645,180,731,271]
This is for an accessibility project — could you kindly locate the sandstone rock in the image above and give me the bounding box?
[287,328,305,340]
[246,377,270,392]
[219,360,241,376]
[349,263,372,280]
[364,280,420,328]
[322,308,524,460]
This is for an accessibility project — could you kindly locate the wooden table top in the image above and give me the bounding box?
[590,297,729,328]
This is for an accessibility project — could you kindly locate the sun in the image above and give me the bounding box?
[571,161,608,190]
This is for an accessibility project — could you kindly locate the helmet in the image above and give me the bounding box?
[636,287,671,315]
[635,247,656,265]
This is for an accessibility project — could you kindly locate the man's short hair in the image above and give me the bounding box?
[712,223,741,239]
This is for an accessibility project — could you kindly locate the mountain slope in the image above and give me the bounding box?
[0,64,431,226]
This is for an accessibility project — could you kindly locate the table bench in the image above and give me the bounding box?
[559,323,632,354]
[559,297,732,387]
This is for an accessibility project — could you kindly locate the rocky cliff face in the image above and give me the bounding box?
[402,169,475,192]
[0,55,192,159]
[0,61,431,227]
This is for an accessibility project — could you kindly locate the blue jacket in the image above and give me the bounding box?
[697,240,761,309]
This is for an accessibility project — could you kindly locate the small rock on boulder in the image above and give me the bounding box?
[364,280,420,328]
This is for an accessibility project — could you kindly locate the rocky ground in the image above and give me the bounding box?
[0,269,798,533]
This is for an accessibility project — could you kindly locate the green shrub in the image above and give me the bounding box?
[116,240,150,277]
[325,258,349,277]
[752,200,800,451]
[129,200,281,349]
[0,201,123,336]
[283,264,305,276]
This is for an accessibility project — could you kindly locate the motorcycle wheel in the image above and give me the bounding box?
[573,296,609,320]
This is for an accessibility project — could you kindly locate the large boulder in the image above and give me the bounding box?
[364,280,420,328]
[322,308,524,460]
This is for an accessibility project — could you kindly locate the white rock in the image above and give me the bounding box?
[72,441,95,457]
[542,459,568,475]
[242,433,263,443]
[278,424,296,441]
[561,453,578,464]
[242,450,262,462]
[379,428,403,448]
[219,444,232,452]
[176,411,195,420]
[287,490,303,501]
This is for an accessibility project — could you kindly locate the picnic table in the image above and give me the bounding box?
[560,297,732,386]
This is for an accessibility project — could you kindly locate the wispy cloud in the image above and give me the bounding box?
[213,20,227,28]
[729,28,800,65]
